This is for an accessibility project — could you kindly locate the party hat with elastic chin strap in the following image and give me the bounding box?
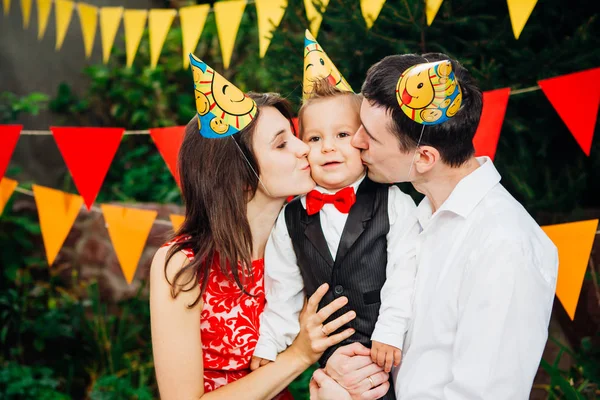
[189,53,258,138]
[395,60,462,126]
[303,29,352,100]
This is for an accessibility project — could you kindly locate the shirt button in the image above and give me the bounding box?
[334,285,344,295]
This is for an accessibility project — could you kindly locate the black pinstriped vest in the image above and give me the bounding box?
[285,177,395,399]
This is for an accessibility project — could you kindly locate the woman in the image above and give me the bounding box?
[150,91,356,399]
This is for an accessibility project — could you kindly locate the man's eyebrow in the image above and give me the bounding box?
[362,123,380,143]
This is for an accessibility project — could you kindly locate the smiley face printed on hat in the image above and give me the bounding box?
[303,30,352,99]
[189,53,257,138]
[395,60,462,125]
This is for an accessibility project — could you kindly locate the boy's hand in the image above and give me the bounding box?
[250,356,272,371]
[370,341,402,373]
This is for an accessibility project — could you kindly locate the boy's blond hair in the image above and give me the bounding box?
[298,78,362,139]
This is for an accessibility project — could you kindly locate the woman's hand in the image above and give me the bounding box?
[309,368,352,400]
[288,283,356,367]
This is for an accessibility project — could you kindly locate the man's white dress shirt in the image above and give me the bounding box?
[394,157,558,399]
[254,174,420,361]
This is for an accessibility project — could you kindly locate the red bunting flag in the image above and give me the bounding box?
[473,88,511,160]
[51,127,124,210]
[538,67,600,156]
[149,126,185,186]
[0,125,23,178]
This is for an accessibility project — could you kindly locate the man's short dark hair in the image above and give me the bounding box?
[361,53,483,167]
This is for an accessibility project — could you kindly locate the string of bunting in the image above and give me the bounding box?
[3,0,540,70]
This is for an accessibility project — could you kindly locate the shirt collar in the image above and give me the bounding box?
[416,156,501,226]
[300,172,366,209]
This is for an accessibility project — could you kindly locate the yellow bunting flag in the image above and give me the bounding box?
[101,204,157,284]
[425,0,443,26]
[77,3,98,58]
[169,214,185,232]
[55,0,74,50]
[3,0,10,16]
[100,7,123,64]
[304,0,329,38]
[20,0,32,28]
[123,9,147,68]
[507,0,538,39]
[0,178,18,216]
[149,9,177,69]
[542,219,599,320]
[36,0,52,39]
[360,0,385,29]
[255,0,287,58]
[179,4,209,69]
[32,185,83,266]
[214,0,247,70]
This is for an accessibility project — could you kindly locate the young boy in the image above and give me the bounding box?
[251,32,419,400]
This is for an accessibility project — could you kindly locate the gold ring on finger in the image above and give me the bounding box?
[368,376,375,388]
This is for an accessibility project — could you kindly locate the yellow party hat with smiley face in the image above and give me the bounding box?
[395,60,462,125]
[303,29,352,100]
[189,53,258,138]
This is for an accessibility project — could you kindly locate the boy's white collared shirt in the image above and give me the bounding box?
[394,156,558,399]
[254,173,420,361]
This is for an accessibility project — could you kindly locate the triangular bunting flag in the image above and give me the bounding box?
[0,124,22,178]
[32,185,83,266]
[55,0,74,50]
[473,88,510,160]
[506,0,537,39]
[149,126,185,187]
[169,214,185,232]
[3,0,10,15]
[77,3,97,58]
[538,68,600,156]
[123,9,147,68]
[425,0,443,26]
[20,0,32,28]
[542,219,598,320]
[179,4,209,69]
[255,0,287,58]
[214,0,247,70]
[100,6,123,64]
[360,0,385,29]
[36,0,52,40]
[101,204,157,284]
[304,0,329,38]
[51,127,124,210]
[149,9,177,69]
[0,178,18,216]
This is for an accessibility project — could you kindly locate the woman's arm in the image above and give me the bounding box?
[151,246,356,400]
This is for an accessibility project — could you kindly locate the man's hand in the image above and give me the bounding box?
[309,369,352,400]
[370,341,402,373]
[325,343,390,399]
[249,356,271,371]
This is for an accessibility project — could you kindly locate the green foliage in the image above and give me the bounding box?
[0,362,70,400]
[0,91,49,124]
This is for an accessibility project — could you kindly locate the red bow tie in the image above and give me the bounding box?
[306,186,356,215]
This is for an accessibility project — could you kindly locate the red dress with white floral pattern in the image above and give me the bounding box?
[162,237,294,399]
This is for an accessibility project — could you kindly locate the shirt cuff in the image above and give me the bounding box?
[371,324,406,351]
[253,338,279,362]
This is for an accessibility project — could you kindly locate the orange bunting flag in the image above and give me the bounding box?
[542,219,599,320]
[32,185,83,266]
[473,88,511,160]
[169,214,185,232]
[0,124,22,178]
[538,67,600,156]
[51,127,124,210]
[149,126,185,187]
[507,0,537,39]
[0,178,18,216]
[101,204,157,284]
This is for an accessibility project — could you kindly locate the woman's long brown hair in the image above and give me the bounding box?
[165,92,296,307]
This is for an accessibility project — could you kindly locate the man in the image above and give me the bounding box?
[310,53,558,400]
